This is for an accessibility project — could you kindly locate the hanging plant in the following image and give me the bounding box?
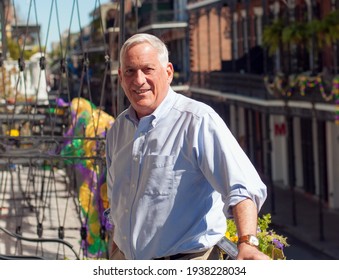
[282,21,310,47]
[263,19,285,55]
[314,10,339,48]
[263,9,339,55]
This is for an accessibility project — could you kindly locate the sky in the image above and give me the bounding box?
[15,0,111,51]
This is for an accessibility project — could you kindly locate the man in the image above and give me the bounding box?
[105,33,269,260]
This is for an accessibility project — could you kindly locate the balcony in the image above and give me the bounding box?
[190,72,271,99]
[189,71,336,120]
[138,9,187,31]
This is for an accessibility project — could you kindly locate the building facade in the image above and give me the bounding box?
[135,0,190,87]
[187,0,339,212]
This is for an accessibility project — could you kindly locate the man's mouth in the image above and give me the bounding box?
[134,89,150,94]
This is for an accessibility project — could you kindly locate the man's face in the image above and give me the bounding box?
[118,42,174,119]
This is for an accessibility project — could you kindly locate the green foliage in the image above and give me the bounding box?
[282,21,309,45]
[263,9,339,55]
[226,213,289,260]
[313,10,339,48]
[263,19,284,55]
[7,37,20,59]
[7,37,45,60]
[257,214,289,259]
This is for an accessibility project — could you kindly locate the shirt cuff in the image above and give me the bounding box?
[224,184,257,219]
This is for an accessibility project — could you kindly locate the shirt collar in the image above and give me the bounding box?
[125,88,177,127]
[151,88,176,126]
[125,106,139,126]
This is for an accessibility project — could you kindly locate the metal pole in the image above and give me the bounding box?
[207,9,211,72]
[230,0,236,72]
[119,0,125,50]
[287,110,297,226]
[331,0,338,74]
[0,0,7,60]
[282,92,297,226]
[261,0,268,74]
[217,6,222,67]
[135,0,139,32]
[287,0,297,73]
[244,0,251,73]
[313,102,325,241]
[265,113,275,215]
[117,0,126,115]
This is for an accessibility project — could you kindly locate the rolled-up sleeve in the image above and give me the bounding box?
[196,112,267,218]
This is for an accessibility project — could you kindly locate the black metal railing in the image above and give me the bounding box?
[138,9,187,27]
[190,71,337,105]
[190,72,271,99]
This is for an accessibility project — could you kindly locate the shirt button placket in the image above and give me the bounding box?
[129,140,142,259]
[129,122,148,259]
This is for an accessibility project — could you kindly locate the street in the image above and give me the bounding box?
[273,227,335,260]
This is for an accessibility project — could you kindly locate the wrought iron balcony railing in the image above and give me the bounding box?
[138,9,187,28]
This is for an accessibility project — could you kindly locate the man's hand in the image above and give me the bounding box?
[236,243,270,260]
[232,199,270,260]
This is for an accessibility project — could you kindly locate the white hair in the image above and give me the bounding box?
[119,33,169,67]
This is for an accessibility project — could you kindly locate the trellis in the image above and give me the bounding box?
[0,0,119,260]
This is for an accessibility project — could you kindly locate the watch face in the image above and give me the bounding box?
[249,235,259,246]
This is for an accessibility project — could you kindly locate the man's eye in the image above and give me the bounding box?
[125,69,134,75]
[144,68,154,74]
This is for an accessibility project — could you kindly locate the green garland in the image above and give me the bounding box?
[264,74,339,125]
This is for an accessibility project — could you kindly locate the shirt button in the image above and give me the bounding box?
[123,236,127,240]
[125,208,129,213]
[131,184,135,188]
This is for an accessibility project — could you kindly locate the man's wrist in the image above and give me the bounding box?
[237,234,259,247]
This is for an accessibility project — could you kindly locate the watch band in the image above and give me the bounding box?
[237,234,259,247]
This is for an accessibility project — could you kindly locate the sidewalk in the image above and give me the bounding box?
[261,185,339,260]
[0,166,81,260]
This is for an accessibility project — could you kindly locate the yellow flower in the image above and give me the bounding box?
[225,214,289,259]
[230,235,238,243]
[6,129,19,137]
[225,231,238,243]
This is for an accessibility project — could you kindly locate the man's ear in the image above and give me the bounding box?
[167,63,174,84]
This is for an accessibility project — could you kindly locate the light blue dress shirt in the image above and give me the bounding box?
[105,88,267,260]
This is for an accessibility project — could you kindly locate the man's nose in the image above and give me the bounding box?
[134,70,146,85]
